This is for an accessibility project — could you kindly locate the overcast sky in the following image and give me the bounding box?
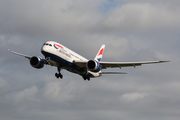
[0,0,180,120]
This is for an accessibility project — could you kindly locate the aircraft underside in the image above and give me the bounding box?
[42,51,91,80]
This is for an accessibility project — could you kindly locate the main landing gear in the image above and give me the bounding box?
[55,67,63,79]
[83,75,90,81]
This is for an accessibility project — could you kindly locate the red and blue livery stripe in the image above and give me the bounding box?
[54,44,63,49]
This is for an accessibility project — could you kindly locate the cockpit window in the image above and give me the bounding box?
[44,43,52,47]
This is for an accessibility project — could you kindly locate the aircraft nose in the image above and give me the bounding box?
[41,45,45,52]
[41,45,49,52]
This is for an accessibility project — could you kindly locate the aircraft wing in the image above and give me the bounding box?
[8,49,32,59]
[8,49,57,67]
[99,61,170,69]
[73,60,88,68]
[73,60,170,69]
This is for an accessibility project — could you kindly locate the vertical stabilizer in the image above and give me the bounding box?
[94,44,105,62]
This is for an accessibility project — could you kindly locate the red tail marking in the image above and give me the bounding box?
[98,49,104,56]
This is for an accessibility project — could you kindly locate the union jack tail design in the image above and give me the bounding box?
[94,44,105,62]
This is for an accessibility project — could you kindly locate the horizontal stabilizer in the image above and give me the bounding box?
[101,72,127,74]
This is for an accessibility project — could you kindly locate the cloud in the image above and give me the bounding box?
[103,3,180,30]
[5,86,38,104]
[0,77,9,89]
[43,81,79,103]
[0,0,180,120]
[121,92,149,102]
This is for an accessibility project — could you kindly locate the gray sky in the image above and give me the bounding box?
[0,0,180,120]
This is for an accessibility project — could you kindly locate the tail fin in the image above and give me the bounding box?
[94,44,105,62]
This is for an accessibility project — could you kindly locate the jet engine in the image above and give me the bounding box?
[30,56,44,69]
[87,60,101,72]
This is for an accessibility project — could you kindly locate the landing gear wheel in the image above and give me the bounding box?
[59,74,63,79]
[55,73,63,79]
[82,75,90,81]
[83,75,86,81]
[55,73,59,78]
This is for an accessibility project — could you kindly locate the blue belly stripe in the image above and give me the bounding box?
[41,51,95,77]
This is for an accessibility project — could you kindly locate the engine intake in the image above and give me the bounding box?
[30,56,44,69]
[87,60,101,72]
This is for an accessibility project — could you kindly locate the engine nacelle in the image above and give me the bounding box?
[87,60,101,72]
[30,56,44,69]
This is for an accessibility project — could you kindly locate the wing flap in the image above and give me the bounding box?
[73,60,88,68]
[101,72,127,74]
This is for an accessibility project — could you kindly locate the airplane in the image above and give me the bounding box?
[8,41,170,81]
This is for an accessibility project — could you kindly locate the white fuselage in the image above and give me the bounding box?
[41,41,101,78]
[41,41,88,62]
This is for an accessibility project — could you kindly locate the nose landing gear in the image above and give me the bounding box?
[55,73,63,79]
[55,67,63,79]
